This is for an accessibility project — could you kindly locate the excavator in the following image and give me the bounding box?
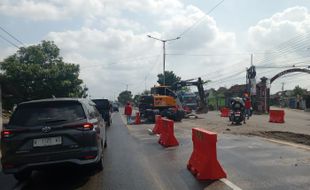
[172,77,208,114]
[138,77,208,122]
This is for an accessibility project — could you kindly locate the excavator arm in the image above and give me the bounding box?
[172,77,208,114]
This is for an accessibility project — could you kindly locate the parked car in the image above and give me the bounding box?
[112,102,119,112]
[1,98,107,181]
[92,99,112,126]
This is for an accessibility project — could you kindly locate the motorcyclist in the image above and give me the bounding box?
[229,97,246,124]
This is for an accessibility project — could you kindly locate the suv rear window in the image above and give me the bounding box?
[92,99,110,110]
[9,101,86,126]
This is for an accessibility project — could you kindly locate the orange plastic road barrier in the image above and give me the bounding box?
[269,110,285,123]
[158,118,179,147]
[187,128,227,180]
[152,115,163,134]
[220,108,230,117]
[135,112,141,124]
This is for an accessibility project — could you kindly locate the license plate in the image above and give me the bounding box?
[33,137,62,147]
[235,113,240,116]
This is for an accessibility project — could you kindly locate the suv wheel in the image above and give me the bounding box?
[14,170,32,181]
[94,142,104,171]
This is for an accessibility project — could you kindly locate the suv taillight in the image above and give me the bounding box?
[1,130,13,138]
[82,123,94,130]
[67,123,94,131]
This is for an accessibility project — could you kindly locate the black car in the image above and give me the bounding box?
[1,98,107,181]
[92,99,112,126]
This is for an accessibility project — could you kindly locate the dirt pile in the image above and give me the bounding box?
[250,131,310,146]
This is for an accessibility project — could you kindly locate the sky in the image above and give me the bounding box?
[0,0,310,100]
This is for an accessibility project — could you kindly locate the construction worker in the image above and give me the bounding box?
[244,94,252,120]
[124,102,133,124]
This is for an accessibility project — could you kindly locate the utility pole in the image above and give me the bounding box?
[126,84,128,91]
[144,76,147,92]
[281,82,285,108]
[147,35,181,86]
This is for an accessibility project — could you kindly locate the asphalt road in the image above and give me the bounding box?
[127,114,310,190]
[0,112,309,190]
[0,113,228,190]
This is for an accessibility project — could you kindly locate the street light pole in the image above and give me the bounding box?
[147,35,180,86]
[163,41,166,86]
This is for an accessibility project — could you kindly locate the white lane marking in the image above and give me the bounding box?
[147,129,155,135]
[119,113,128,127]
[220,178,242,190]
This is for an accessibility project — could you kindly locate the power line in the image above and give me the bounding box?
[254,32,310,65]
[208,69,245,84]
[166,52,250,57]
[178,0,225,37]
[0,25,24,46]
[0,33,19,48]
[135,55,162,91]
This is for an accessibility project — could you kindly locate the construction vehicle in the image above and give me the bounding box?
[138,77,208,122]
[138,85,185,122]
[178,92,198,114]
[171,77,208,114]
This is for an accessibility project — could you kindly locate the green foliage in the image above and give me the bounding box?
[132,90,150,107]
[133,94,141,107]
[157,71,181,86]
[0,41,88,109]
[117,90,133,105]
[293,85,307,97]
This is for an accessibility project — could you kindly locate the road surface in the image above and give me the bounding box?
[0,112,309,189]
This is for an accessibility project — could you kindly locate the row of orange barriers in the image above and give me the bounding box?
[219,107,285,124]
[152,115,227,180]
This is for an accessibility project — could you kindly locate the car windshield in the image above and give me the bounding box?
[9,101,86,126]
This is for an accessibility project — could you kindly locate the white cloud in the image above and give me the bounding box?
[46,27,163,98]
[0,47,17,61]
[0,0,106,20]
[248,6,310,51]
[2,1,309,98]
[0,0,183,21]
[43,1,239,98]
[247,6,310,93]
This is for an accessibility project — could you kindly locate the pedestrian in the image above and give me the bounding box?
[124,102,133,124]
[244,96,252,120]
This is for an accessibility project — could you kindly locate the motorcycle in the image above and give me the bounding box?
[229,97,246,125]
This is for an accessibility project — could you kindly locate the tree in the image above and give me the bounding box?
[293,85,307,97]
[157,71,181,86]
[117,90,133,105]
[133,94,141,107]
[0,40,88,109]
